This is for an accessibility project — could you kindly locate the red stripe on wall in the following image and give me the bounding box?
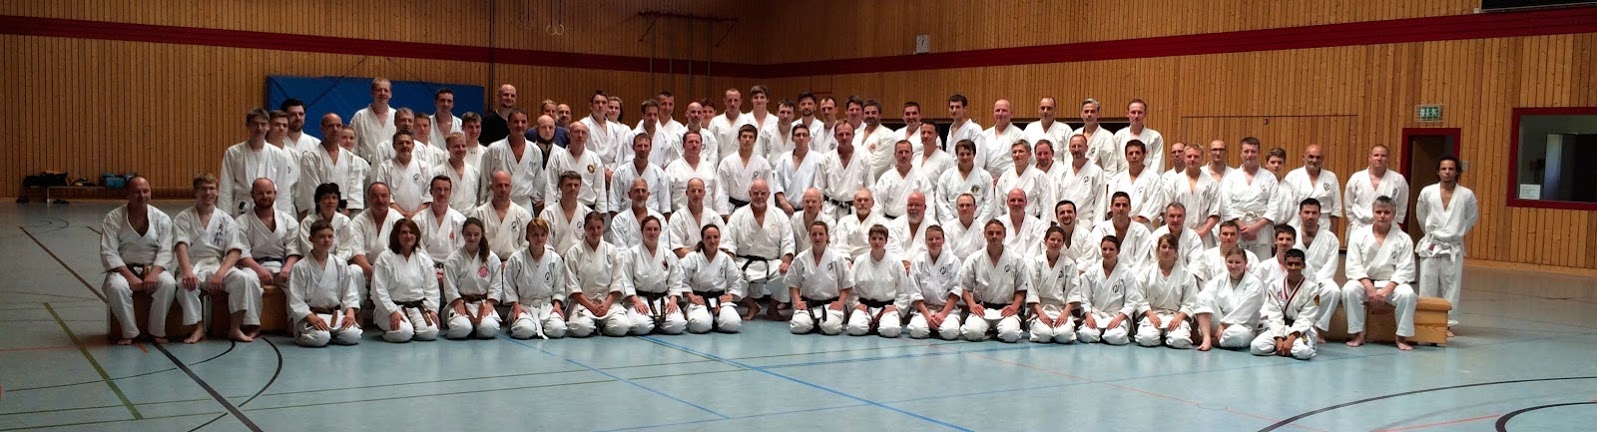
[3,7,1594,78]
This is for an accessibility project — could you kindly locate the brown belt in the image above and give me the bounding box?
[460,293,488,303]
[310,306,340,315]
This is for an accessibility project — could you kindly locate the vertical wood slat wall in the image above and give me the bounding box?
[2,1,1594,269]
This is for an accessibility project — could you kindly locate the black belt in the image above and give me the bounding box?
[798,296,840,334]
[396,300,427,310]
[310,306,341,315]
[738,254,778,280]
[255,257,284,264]
[459,293,488,303]
[826,197,853,210]
[639,290,670,301]
[639,290,672,326]
[729,197,750,208]
[433,262,445,270]
[981,301,1011,310]
[860,298,894,309]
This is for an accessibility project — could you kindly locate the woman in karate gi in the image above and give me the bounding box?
[372,219,441,342]
[442,218,503,339]
[624,215,688,335]
[787,221,850,335]
[1133,234,1199,349]
[504,218,568,339]
[906,226,964,340]
[1195,246,1265,351]
[680,224,745,333]
[847,225,912,337]
[1076,235,1139,345]
[1027,226,1080,344]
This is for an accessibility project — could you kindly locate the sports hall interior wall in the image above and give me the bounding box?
[2,0,1594,270]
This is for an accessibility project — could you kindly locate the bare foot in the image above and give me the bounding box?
[741,299,760,321]
[244,327,260,338]
[114,338,133,346]
[1446,328,1455,337]
[228,328,254,343]
[152,337,169,344]
[1396,338,1414,351]
[1196,342,1212,351]
[183,327,206,344]
[764,303,784,321]
[1346,334,1365,347]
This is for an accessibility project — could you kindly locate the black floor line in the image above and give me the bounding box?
[154,344,263,432]
[20,225,104,302]
[185,339,282,432]
[1495,401,1597,431]
[1259,376,1597,431]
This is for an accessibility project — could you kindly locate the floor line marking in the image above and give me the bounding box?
[499,336,730,419]
[43,302,141,420]
[21,226,104,302]
[154,343,262,432]
[1374,414,1498,432]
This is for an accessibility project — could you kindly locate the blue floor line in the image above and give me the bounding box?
[639,336,973,432]
[594,402,874,432]
[498,336,730,420]
[760,342,1048,369]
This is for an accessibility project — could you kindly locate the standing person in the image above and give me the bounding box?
[944,94,982,153]
[433,133,482,214]
[1075,236,1138,345]
[373,131,432,219]
[786,221,850,335]
[1170,145,1221,248]
[1027,227,1079,344]
[563,212,631,337]
[1415,156,1478,334]
[1023,97,1070,160]
[173,174,256,343]
[913,123,955,178]
[478,109,546,211]
[503,219,569,339]
[665,131,720,212]
[1057,134,1106,223]
[906,226,965,340]
[220,108,297,216]
[874,140,931,220]
[935,140,996,224]
[847,225,912,338]
[1281,144,1343,230]
[1114,99,1164,172]
[1219,138,1282,258]
[287,221,363,347]
[1133,234,1199,349]
[978,99,1024,178]
[623,216,688,335]
[680,225,745,333]
[715,125,774,215]
[609,130,671,217]
[959,220,1029,343]
[441,218,503,340]
[709,88,753,161]
[1345,145,1410,236]
[297,114,355,217]
[351,78,397,162]
[1195,246,1265,352]
[480,84,518,145]
[1250,249,1319,360]
[1341,197,1419,351]
[429,89,462,150]
[1072,99,1119,174]
[372,219,440,343]
[773,124,822,215]
[895,101,941,155]
[996,140,1053,218]
[816,122,871,218]
[1293,198,1342,339]
[855,100,898,179]
[1107,140,1166,227]
[280,99,319,155]
[789,188,834,255]
[101,176,180,345]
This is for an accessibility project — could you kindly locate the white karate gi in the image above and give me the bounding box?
[934,168,996,225]
[431,161,482,214]
[1133,263,1199,348]
[287,255,362,347]
[297,145,357,215]
[1196,272,1266,349]
[944,120,983,153]
[1056,162,1107,222]
[607,208,669,249]
[707,113,756,163]
[895,125,942,157]
[236,209,298,279]
[1281,167,1343,229]
[1114,127,1165,173]
[1061,224,1099,274]
[544,147,609,213]
[413,208,465,263]
[350,106,395,164]
[563,240,631,337]
[371,250,440,342]
[913,149,956,183]
[1000,215,1049,258]
[679,251,745,333]
[1341,226,1419,337]
[1165,171,1222,248]
[1344,169,1410,235]
[101,205,180,339]
[886,217,934,260]
[440,249,503,340]
[848,253,913,337]
[344,156,372,211]
[471,202,533,260]
[1108,169,1168,225]
[786,248,851,335]
[294,213,354,266]
[854,123,898,179]
[1296,229,1343,331]
[1194,246,1264,286]
[373,158,433,214]
[503,246,568,339]
[1027,255,1080,344]
[219,142,296,216]
[1220,168,1283,258]
[1072,126,1120,175]
[725,206,795,301]
[665,158,720,213]
[978,124,1024,179]
[1415,184,1478,327]
[958,250,1030,342]
[1022,121,1071,161]
[714,154,775,214]
[610,161,671,215]
[578,116,631,167]
[537,204,589,258]
[873,166,929,219]
[429,113,463,150]
[795,118,833,153]
[941,219,986,262]
[816,149,874,217]
[668,209,726,253]
[173,207,255,327]
[1076,260,1138,345]
[1148,225,1206,268]
[1250,276,1320,360]
[477,139,546,210]
[631,127,684,168]
[833,211,896,260]
[906,247,965,340]
[773,151,824,211]
[789,210,834,254]
[625,242,688,335]
[996,166,1056,218]
[1086,220,1154,272]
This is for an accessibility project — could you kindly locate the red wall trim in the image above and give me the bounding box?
[2,7,1594,78]
[1506,107,1597,211]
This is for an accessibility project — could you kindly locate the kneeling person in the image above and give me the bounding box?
[504,219,568,339]
[442,218,503,339]
[1027,226,1080,343]
[959,220,1029,342]
[1076,235,1138,345]
[847,225,911,337]
[287,221,362,347]
[680,225,745,333]
[564,212,632,337]
[1195,246,1265,351]
[373,219,441,342]
[624,216,688,335]
[1251,249,1319,360]
[786,221,850,335]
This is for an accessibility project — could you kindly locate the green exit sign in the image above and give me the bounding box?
[1417,105,1443,122]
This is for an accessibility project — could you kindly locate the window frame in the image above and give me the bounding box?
[1507,107,1597,210]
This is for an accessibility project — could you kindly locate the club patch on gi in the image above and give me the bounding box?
[587,164,597,174]
[478,266,489,278]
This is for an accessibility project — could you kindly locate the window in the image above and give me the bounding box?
[1509,107,1597,209]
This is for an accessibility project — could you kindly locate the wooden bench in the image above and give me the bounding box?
[105,290,196,343]
[1322,296,1452,346]
[207,284,289,337]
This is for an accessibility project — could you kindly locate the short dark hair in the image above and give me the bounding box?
[279,98,305,111]
[948,94,969,108]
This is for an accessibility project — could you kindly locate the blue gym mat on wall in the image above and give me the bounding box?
[266,76,485,140]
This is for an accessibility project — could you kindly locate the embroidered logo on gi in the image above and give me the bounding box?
[478,266,489,278]
[940,266,949,276]
[449,232,456,240]
[1391,248,1403,261]
[1004,264,1013,273]
[587,164,597,174]
[412,172,422,183]
[1322,183,1333,193]
[827,262,835,272]
[971,185,979,193]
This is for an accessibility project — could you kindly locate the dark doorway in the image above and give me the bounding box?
[1402,128,1460,239]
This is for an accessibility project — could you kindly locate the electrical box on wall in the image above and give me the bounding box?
[915,35,930,54]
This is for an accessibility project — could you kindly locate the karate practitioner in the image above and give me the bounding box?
[959,220,1030,343]
[503,219,569,339]
[372,219,440,343]
[1148,203,1205,267]
[349,183,400,301]
[773,124,823,215]
[1196,221,1263,285]
[1076,235,1138,345]
[996,140,1054,218]
[477,109,546,211]
[101,176,180,345]
[286,221,362,347]
[173,174,256,343]
[441,218,502,340]
[350,78,396,162]
[912,123,954,177]
[1072,99,1120,174]
[725,179,795,320]
[472,171,534,259]
[680,225,745,333]
[816,122,870,217]
[1293,198,1342,338]
[906,226,965,340]
[296,114,356,217]
[934,140,996,225]
[608,178,670,249]
[834,189,893,260]
[787,221,850,335]
[1088,192,1154,271]
[855,100,898,179]
[1058,134,1107,222]
[941,194,988,261]
[1114,99,1165,172]
[1342,197,1419,351]
[563,212,632,338]
[668,178,726,258]
[622,215,687,335]
[716,124,775,215]
[708,89,753,164]
[544,122,608,214]
[895,101,941,156]
[220,108,297,216]
[681,103,722,165]
[978,99,1024,178]
[665,131,720,212]
[609,133,671,216]
[235,179,300,305]
[414,176,466,263]
[789,188,834,255]
[1023,98,1070,161]
[578,92,630,168]
[539,172,591,255]
[627,99,680,168]
[1134,234,1199,349]
[433,134,482,214]
[428,89,462,149]
[373,131,432,218]
[999,189,1049,258]
[1107,140,1167,227]
[847,225,913,338]
[1169,146,1221,248]
[1219,138,1282,259]
[1251,225,1300,285]
[1051,200,1099,273]
[1280,144,1342,230]
[1195,246,1265,351]
[1027,226,1080,344]
[1415,156,1478,333]
[1250,249,1319,360]
[944,94,982,153]
[1345,145,1410,236]
[296,184,353,281]
[887,192,935,259]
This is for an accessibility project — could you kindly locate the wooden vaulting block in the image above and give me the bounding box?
[1323,297,1452,346]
